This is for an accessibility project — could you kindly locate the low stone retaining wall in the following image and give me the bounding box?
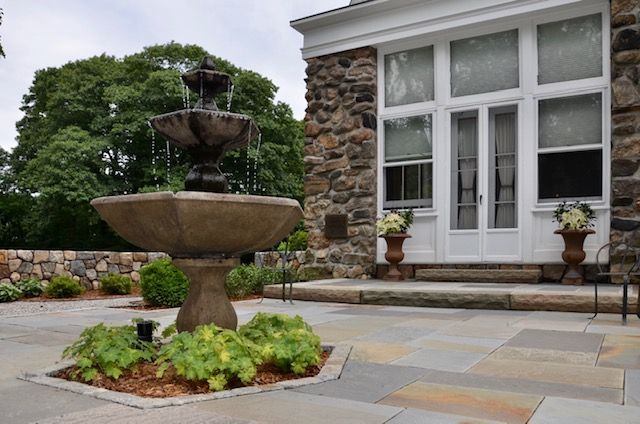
[254,251,306,269]
[0,249,168,289]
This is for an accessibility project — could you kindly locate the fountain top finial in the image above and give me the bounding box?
[181,56,230,111]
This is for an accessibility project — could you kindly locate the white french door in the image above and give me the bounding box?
[446,102,521,262]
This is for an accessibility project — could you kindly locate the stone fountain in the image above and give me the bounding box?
[91,57,302,332]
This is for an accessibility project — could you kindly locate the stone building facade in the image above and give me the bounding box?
[296,0,635,279]
[611,0,640,267]
[303,47,378,278]
[0,249,167,289]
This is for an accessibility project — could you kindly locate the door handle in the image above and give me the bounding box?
[479,194,483,205]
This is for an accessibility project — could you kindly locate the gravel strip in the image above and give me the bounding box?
[0,297,143,317]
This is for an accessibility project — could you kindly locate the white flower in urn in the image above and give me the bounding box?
[376,210,414,236]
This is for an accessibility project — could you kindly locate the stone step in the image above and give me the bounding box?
[415,268,542,284]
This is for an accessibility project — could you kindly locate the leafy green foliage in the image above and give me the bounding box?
[156,324,256,391]
[15,278,44,297]
[161,322,177,339]
[44,276,85,298]
[225,265,281,298]
[63,322,156,381]
[2,42,303,249]
[294,267,323,282]
[277,229,308,252]
[239,313,321,374]
[139,259,188,307]
[100,273,132,295]
[0,282,22,302]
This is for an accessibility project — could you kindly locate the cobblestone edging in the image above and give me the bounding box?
[19,344,351,409]
[0,250,168,289]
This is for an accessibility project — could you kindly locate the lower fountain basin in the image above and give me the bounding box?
[91,191,302,258]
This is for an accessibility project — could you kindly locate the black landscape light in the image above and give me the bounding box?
[136,320,153,342]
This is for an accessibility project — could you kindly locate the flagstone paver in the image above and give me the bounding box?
[408,333,505,353]
[489,346,598,365]
[349,340,418,363]
[356,326,435,343]
[469,358,624,388]
[391,348,487,372]
[597,334,640,369]
[195,390,403,424]
[625,370,640,406]
[504,329,603,352]
[528,396,640,424]
[293,360,427,403]
[378,381,542,423]
[386,407,503,424]
[417,369,622,404]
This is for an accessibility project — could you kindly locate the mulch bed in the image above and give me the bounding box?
[54,350,329,398]
[23,286,142,302]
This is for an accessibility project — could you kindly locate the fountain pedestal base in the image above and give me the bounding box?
[174,257,239,332]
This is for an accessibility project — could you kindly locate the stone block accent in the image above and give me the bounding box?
[415,269,542,284]
[0,249,167,288]
[303,47,378,279]
[611,1,640,269]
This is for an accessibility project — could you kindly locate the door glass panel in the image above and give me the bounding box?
[384,115,433,162]
[451,111,478,230]
[450,29,519,97]
[537,14,602,84]
[489,107,517,229]
[538,93,602,148]
[385,46,435,107]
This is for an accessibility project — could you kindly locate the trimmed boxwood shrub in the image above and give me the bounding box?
[0,282,22,302]
[100,274,132,295]
[15,278,45,297]
[225,265,281,298]
[44,276,85,298]
[139,259,188,307]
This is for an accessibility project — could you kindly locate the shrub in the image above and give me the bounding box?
[44,276,85,298]
[156,323,256,391]
[225,265,281,298]
[239,313,321,374]
[15,278,45,297]
[277,229,308,252]
[139,259,188,307]
[293,267,323,282]
[100,274,132,295]
[63,322,156,381]
[0,282,22,302]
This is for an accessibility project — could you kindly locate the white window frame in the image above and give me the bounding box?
[377,1,610,217]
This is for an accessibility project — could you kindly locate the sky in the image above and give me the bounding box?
[0,0,347,151]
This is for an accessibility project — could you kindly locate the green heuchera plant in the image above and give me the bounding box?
[140,259,188,307]
[0,282,22,302]
[239,313,321,374]
[100,273,132,295]
[15,278,44,297]
[44,276,85,298]
[156,324,256,391]
[62,322,156,381]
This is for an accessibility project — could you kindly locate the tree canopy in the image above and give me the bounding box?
[1,42,303,249]
[0,8,5,58]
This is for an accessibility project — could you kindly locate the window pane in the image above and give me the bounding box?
[538,14,602,84]
[385,167,402,201]
[451,111,478,230]
[490,108,517,229]
[384,164,433,208]
[385,46,434,107]
[384,115,432,162]
[450,29,519,97]
[538,93,602,148]
[538,150,602,199]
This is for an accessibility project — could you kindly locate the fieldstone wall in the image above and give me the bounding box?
[611,0,640,267]
[0,249,167,290]
[303,47,378,279]
[254,251,305,269]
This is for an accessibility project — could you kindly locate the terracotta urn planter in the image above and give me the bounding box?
[381,233,411,281]
[554,229,595,285]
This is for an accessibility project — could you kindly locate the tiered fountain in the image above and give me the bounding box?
[91,57,302,332]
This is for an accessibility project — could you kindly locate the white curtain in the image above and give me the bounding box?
[494,113,516,228]
[457,118,477,229]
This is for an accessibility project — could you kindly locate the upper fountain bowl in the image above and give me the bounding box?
[149,110,259,151]
[91,191,303,258]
